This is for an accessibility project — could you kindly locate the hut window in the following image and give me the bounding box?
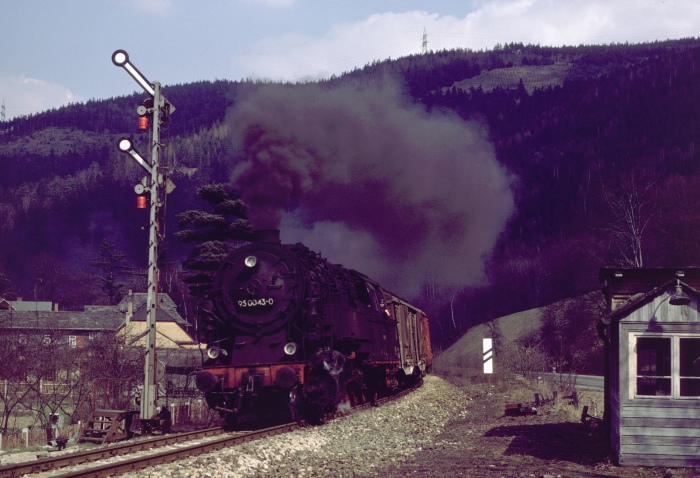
[636,337,671,396]
[680,338,700,397]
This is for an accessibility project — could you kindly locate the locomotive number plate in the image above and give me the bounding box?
[238,298,275,308]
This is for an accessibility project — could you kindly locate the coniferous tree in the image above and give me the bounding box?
[175,183,253,298]
[90,240,134,305]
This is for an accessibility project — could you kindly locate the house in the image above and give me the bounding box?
[599,267,700,467]
[0,303,123,349]
[116,291,198,348]
[0,293,197,350]
[0,293,202,378]
[115,291,203,395]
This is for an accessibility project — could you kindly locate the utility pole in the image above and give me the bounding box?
[112,50,175,432]
[422,27,428,55]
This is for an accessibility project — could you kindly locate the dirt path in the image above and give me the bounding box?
[382,376,700,478]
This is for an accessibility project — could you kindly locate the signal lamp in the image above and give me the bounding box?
[118,137,133,152]
[117,137,151,172]
[111,49,155,96]
[244,256,257,268]
[138,116,149,130]
[136,195,147,209]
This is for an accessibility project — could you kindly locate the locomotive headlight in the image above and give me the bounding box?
[283,342,298,356]
[207,345,221,360]
[244,255,257,268]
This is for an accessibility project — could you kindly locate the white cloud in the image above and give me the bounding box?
[0,75,82,120]
[237,0,295,6]
[233,0,700,82]
[123,0,175,16]
[235,11,429,81]
[459,0,700,47]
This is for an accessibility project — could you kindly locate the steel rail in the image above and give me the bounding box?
[48,423,299,478]
[0,426,224,478]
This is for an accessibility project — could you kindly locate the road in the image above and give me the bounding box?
[532,373,603,390]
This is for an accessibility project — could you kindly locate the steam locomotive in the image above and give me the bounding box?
[195,230,432,425]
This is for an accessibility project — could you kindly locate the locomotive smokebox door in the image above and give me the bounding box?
[213,242,306,337]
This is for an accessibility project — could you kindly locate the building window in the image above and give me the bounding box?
[680,338,700,397]
[636,337,671,396]
[18,334,27,346]
[634,335,700,398]
[68,335,77,349]
[43,335,51,345]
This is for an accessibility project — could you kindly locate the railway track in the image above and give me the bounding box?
[0,426,232,477]
[0,384,419,477]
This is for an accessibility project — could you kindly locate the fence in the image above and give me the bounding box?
[0,423,81,450]
[0,399,214,451]
[168,399,216,428]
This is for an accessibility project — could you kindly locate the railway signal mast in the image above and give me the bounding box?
[112,50,175,432]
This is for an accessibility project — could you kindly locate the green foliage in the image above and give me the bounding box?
[176,184,252,297]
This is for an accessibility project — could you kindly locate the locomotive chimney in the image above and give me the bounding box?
[254,229,281,244]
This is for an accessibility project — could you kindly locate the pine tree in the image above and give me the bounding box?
[175,184,253,297]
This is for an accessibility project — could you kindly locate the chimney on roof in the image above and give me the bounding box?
[54,303,59,312]
[126,290,133,324]
[17,297,23,302]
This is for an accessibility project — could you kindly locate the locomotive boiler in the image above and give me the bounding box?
[195,230,432,425]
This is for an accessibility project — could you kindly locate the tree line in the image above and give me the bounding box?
[2,39,700,374]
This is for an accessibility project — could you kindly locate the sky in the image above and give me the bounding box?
[1,0,699,120]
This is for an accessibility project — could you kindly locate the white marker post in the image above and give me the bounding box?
[483,338,493,395]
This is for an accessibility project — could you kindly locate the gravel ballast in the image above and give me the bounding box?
[120,375,466,478]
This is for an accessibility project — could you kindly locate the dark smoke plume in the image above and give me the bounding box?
[227,79,514,297]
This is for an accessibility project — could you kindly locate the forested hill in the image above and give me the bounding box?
[2,38,700,353]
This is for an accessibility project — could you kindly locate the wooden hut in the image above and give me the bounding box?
[599,267,700,467]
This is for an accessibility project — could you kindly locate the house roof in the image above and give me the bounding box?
[0,309,123,331]
[0,293,191,331]
[117,293,191,327]
[158,346,204,371]
[604,278,700,323]
[0,300,53,312]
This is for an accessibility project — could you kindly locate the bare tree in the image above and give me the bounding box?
[24,330,84,428]
[484,319,504,358]
[603,174,660,267]
[0,330,46,432]
[500,331,550,376]
[539,292,606,375]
